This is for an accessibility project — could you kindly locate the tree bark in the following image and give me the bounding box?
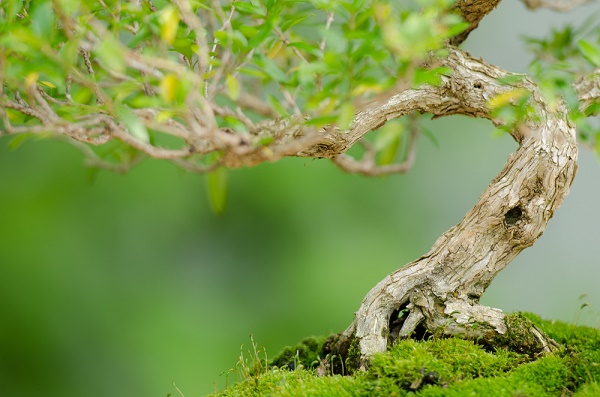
[326,48,578,364]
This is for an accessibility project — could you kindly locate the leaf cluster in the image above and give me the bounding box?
[523,15,600,152]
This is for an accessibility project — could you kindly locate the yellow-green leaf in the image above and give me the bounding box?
[40,80,56,88]
[487,89,529,109]
[160,6,180,45]
[337,103,355,131]
[160,74,180,102]
[116,105,149,143]
[206,167,228,214]
[578,40,600,67]
[226,74,240,101]
[375,121,403,165]
[95,35,126,74]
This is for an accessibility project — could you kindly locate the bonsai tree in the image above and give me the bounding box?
[1,0,599,367]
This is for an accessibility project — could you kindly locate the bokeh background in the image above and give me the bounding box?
[1,2,600,396]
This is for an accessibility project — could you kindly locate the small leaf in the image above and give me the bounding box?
[160,74,180,102]
[40,80,56,88]
[233,1,265,16]
[255,55,287,82]
[497,74,527,85]
[268,94,289,117]
[156,110,177,122]
[95,35,126,74]
[248,21,273,49]
[287,41,321,56]
[305,115,337,126]
[375,122,403,165]
[578,40,600,67]
[7,133,33,151]
[583,101,600,117]
[446,21,470,38]
[412,66,451,87]
[256,136,274,146]
[25,72,39,88]
[116,105,149,143]
[280,14,309,32]
[267,40,284,59]
[160,6,180,45]
[206,166,228,214]
[487,89,529,109]
[30,2,55,38]
[226,74,240,100]
[337,102,355,130]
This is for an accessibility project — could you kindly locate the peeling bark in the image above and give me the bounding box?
[327,48,578,363]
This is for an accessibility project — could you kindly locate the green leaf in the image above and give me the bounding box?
[281,14,310,32]
[58,37,81,68]
[115,105,150,143]
[305,115,337,126]
[376,122,403,165]
[255,55,287,82]
[3,0,24,24]
[337,102,355,130]
[256,136,274,146]
[206,167,228,214]
[446,21,470,38]
[412,66,450,87]
[421,126,439,148]
[7,133,33,151]
[497,74,527,85]
[30,2,55,38]
[248,21,274,49]
[268,94,289,117]
[95,35,126,74]
[583,101,600,117]
[578,40,600,67]
[233,1,265,16]
[226,74,240,100]
[159,5,180,44]
[287,41,321,56]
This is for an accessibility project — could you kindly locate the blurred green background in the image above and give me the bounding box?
[1,2,600,397]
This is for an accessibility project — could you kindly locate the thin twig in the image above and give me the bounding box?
[205,2,236,98]
[332,115,419,176]
[79,48,105,105]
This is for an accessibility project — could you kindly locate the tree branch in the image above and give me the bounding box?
[575,68,600,111]
[521,0,596,11]
[328,47,578,362]
[448,0,503,46]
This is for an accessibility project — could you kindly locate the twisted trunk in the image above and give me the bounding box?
[327,49,578,364]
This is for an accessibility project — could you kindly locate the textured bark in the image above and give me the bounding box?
[449,0,503,46]
[327,48,578,363]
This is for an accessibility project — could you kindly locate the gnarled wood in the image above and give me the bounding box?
[328,48,578,363]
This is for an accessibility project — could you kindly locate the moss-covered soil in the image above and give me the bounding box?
[212,313,600,397]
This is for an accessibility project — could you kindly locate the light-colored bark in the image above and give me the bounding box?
[329,48,578,362]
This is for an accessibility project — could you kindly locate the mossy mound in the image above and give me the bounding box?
[212,313,600,397]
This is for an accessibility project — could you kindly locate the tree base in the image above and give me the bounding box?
[323,312,559,374]
[215,313,600,397]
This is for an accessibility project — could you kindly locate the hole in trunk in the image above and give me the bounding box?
[504,206,523,226]
[389,306,430,344]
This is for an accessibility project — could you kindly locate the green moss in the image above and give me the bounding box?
[486,312,554,355]
[270,336,328,370]
[212,313,600,397]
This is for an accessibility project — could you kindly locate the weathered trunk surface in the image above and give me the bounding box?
[327,48,578,365]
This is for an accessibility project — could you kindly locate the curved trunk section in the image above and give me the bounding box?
[329,49,578,363]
